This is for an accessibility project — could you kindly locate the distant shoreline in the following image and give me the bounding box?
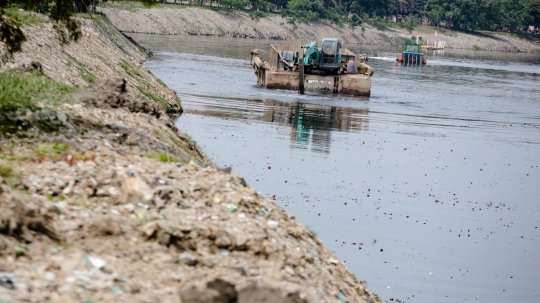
[102,6,540,53]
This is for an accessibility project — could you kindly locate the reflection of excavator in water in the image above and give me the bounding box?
[251,38,375,96]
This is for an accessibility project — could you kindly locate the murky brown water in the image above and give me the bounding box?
[131,33,540,303]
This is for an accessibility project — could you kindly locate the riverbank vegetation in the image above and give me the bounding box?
[0,70,76,111]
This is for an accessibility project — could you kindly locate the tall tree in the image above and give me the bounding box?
[532,0,540,26]
[501,0,533,30]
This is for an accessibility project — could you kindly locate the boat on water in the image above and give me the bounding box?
[421,40,446,50]
[251,39,375,97]
[397,43,427,65]
[421,45,444,50]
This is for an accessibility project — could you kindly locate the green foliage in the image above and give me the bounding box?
[282,0,344,25]
[0,1,83,62]
[250,0,271,12]
[305,225,317,237]
[282,0,322,24]
[141,0,160,7]
[425,3,444,26]
[169,134,181,147]
[321,6,344,27]
[119,59,180,113]
[399,16,419,33]
[119,59,145,80]
[533,0,540,25]
[156,77,167,88]
[0,71,76,112]
[0,152,34,161]
[0,142,94,163]
[137,85,170,112]
[0,12,26,61]
[49,0,73,23]
[249,10,267,21]
[32,142,70,158]
[350,13,362,29]
[120,59,165,109]
[219,0,249,10]
[64,52,97,83]
[2,5,48,25]
[370,16,390,30]
[0,163,14,179]
[103,1,169,12]
[423,0,537,31]
[147,152,183,163]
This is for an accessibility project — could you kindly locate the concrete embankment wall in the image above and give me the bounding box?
[0,13,383,303]
[103,6,540,53]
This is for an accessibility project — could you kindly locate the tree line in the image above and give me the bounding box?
[169,0,540,32]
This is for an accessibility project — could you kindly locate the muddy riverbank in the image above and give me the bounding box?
[0,14,382,303]
[133,33,540,303]
[102,5,540,53]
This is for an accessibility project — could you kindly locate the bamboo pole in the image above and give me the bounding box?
[299,46,305,95]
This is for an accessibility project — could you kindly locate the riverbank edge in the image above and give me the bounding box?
[101,6,540,53]
[0,12,383,303]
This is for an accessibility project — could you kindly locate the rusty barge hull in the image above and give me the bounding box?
[261,71,372,97]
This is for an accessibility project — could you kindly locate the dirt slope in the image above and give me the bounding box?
[1,15,182,114]
[0,14,383,303]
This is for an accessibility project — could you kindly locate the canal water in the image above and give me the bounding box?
[130,33,540,303]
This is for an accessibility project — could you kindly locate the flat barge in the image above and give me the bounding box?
[251,39,374,97]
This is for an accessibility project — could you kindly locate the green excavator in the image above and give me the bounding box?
[297,38,344,74]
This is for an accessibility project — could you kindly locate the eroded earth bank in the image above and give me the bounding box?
[0,12,382,303]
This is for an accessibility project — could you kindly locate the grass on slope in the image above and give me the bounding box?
[119,59,171,112]
[2,5,49,26]
[0,71,76,112]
